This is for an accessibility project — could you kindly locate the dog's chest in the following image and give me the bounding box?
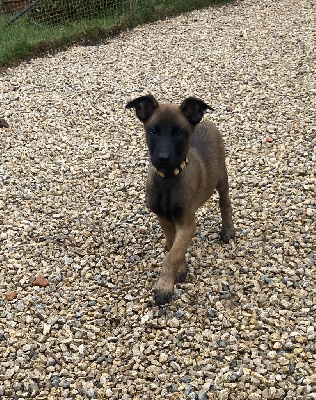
[147,186,183,221]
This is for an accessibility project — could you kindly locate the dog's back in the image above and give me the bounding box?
[191,121,225,169]
[189,121,227,201]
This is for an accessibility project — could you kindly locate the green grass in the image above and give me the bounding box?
[0,0,235,69]
[0,13,123,68]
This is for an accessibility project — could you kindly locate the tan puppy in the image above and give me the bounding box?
[126,95,235,305]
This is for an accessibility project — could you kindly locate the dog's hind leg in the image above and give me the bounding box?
[217,173,235,243]
[154,216,196,305]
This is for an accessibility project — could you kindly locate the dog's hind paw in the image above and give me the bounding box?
[154,289,173,306]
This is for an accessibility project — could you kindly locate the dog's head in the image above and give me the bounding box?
[126,95,213,177]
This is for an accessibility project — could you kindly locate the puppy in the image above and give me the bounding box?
[126,95,235,305]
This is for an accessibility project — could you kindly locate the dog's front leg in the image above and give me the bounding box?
[154,217,196,305]
[158,217,176,250]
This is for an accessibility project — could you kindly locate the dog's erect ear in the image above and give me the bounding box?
[126,95,159,123]
[180,97,214,126]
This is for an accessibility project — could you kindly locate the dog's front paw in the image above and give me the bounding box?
[220,225,235,243]
[175,261,188,284]
[154,288,173,305]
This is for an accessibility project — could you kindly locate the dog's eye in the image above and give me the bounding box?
[150,127,158,135]
[175,128,185,137]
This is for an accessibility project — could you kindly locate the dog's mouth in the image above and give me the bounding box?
[153,160,173,174]
[152,158,169,171]
[156,162,169,172]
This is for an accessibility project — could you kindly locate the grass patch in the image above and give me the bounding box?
[0,13,123,68]
[0,0,235,69]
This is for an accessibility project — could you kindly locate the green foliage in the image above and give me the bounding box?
[30,0,123,25]
[0,0,236,68]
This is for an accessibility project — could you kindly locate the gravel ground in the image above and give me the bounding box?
[0,0,315,398]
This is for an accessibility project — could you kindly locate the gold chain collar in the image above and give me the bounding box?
[153,158,188,178]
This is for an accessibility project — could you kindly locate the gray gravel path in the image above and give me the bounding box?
[0,0,315,399]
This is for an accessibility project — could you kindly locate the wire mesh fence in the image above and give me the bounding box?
[0,0,132,26]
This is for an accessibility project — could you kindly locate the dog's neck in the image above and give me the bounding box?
[152,158,188,179]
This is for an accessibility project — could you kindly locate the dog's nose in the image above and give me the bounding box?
[158,153,169,164]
